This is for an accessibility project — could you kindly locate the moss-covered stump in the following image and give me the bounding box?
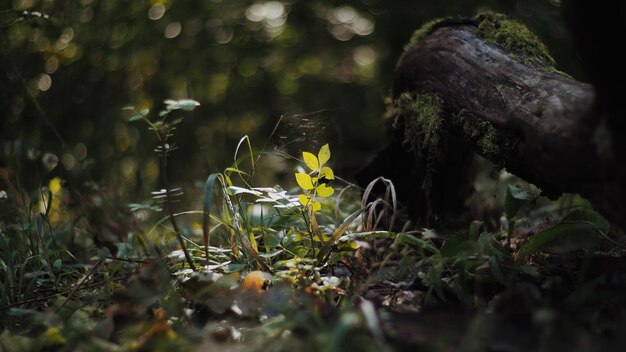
[386,92,474,224]
[395,92,444,161]
[358,13,625,228]
[403,13,565,74]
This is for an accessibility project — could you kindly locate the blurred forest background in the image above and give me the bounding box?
[1,0,580,202]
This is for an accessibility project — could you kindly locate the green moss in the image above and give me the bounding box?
[396,92,444,160]
[454,110,500,157]
[474,12,555,68]
[477,123,499,156]
[540,65,572,78]
[395,94,505,168]
[405,18,446,51]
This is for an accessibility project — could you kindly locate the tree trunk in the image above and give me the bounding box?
[357,17,625,228]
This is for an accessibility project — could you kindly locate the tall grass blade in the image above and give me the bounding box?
[317,206,369,263]
[203,173,221,267]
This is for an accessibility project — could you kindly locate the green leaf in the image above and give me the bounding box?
[295,173,314,190]
[178,99,201,111]
[440,234,476,257]
[302,152,319,171]
[489,256,505,284]
[515,209,609,262]
[428,261,445,300]
[397,233,438,253]
[164,99,200,111]
[224,167,250,176]
[318,144,331,166]
[505,184,537,220]
[468,221,483,241]
[233,135,255,176]
[317,207,368,263]
[53,259,62,271]
[340,231,396,241]
[139,108,149,116]
[263,231,284,248]
[128,114,142,122]
[228,186,262,196]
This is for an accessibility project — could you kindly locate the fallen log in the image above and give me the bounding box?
[357,13,625,228]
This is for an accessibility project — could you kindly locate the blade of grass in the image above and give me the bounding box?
[232,135,255,187]
[361,177,397,231]
[216,177,273,273]
[203,173,221,267]
[317,206,369,264]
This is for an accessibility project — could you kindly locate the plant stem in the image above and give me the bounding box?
[507,220,514,250]
[218,181,273,273]
[301,208,316,253]
[34,188,55,276]
[158,134,196,271]
[56,258,104,312]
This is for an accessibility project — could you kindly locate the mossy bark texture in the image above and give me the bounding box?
[358,13,625,227]
[395,92,444,161]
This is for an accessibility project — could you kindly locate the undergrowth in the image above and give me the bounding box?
[0,99,621,351]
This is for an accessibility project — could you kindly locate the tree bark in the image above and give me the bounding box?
[357,20,625,228]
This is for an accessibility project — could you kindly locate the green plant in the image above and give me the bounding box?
[125,99,201,270]
[122,102,373,294]
[0,151,80,314]
[200,141,369,288]
[294,144,335,211]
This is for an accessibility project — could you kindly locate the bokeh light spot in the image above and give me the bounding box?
[148,4,165,20]
[165,22,182,38]
[37,74,52,91]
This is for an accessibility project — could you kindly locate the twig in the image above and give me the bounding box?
[56,258,104,312]
[158,135,196,271]
[0,279,116,311]
[561,220,626,250]
[106,256,150,264]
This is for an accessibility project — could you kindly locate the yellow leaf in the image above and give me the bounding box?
[242,270,266,291]
[317,183,334,197]
[249,233,258,253]
[302,152,319,171]
[318,144,330,166]
[295,173,314,190]
[299,194,311,205]
[320,167,334,180]
[44,327,66,344]
[48,177,62,194]
[312,201,321,212]
[313,234,331,242]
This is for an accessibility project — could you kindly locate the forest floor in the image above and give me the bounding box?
[2,142,626,352]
